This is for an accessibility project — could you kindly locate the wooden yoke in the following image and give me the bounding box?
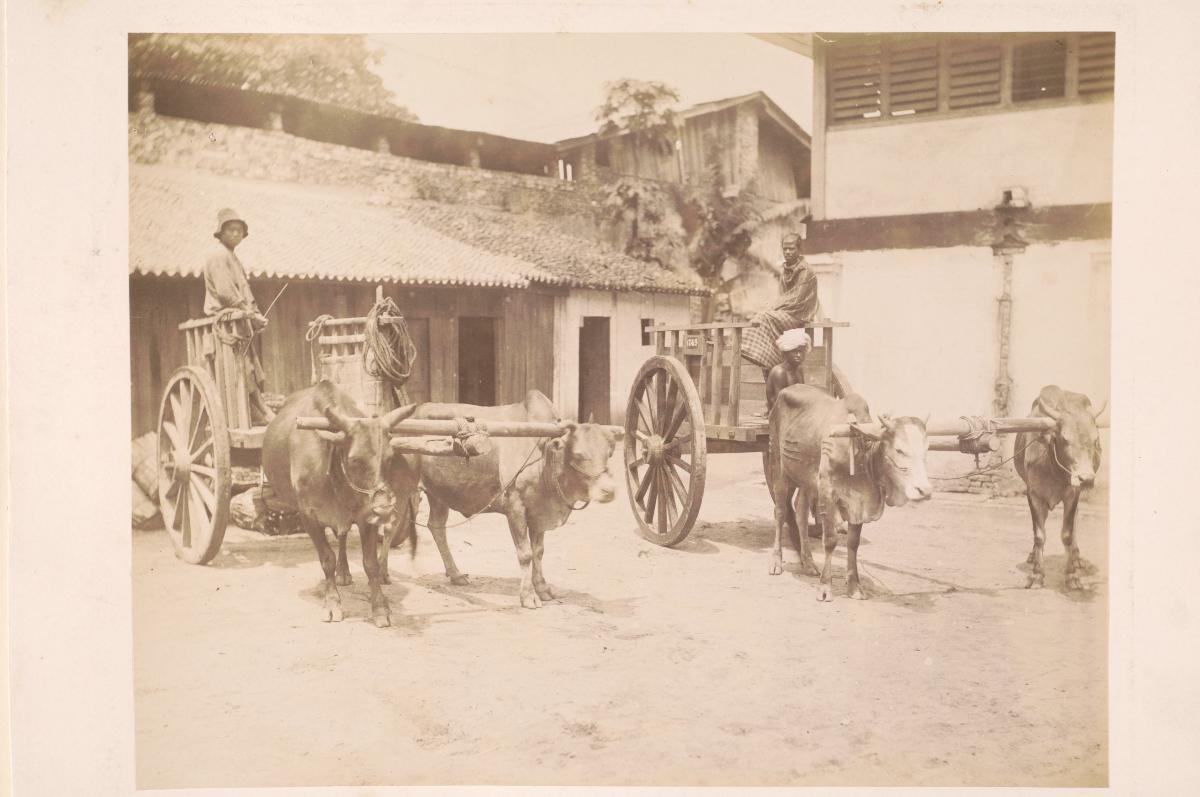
[294,416,624,458]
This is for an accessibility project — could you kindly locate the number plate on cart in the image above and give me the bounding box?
[682,335,705,355]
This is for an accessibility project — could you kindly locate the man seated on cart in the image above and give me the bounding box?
[740,232,822,380]
[765,329,810,414]
[204,208,275,425]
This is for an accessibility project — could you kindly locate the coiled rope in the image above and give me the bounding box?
[364,297,417,387]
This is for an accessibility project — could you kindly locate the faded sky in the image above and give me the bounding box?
[371,33,813,143]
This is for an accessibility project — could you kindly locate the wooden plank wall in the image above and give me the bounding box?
[129,276,559,436]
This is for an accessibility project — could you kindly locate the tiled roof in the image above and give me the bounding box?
[130,165,705,294]
[396,200,705,294]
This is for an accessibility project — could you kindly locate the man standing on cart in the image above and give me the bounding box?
[204,208,275,425]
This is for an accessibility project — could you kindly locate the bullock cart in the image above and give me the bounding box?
[157,305,432,565]
[622,320,1068,547]
[158,303,614,566]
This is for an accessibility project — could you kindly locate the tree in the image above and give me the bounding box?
[129,33,417,121]
[594,78,681,174]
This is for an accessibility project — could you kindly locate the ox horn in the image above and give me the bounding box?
[382,403,419,429]
[1091,397,1109,420]
[1035,397,1062,421]
[877,414,896,433]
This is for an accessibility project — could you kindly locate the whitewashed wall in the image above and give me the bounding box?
[823,102,1114,218]
[553,290,693,424]
[814,240,1111,487]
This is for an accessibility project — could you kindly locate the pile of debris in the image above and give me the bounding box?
[131,432,161,529]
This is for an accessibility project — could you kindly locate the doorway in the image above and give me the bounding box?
[458,317,497,406]
[578,316,611,424]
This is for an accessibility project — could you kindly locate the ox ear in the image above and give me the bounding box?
[922,413,930,428]
[381,403,419,429]
[1090,397,1108,421]
[316,429,347,444]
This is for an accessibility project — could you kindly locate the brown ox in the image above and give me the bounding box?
[262,381,419,627]
[384,390,619,609]
[1014,385,1105,590]
[767,384,932,601]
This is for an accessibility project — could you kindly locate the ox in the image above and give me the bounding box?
[383,390,619,609]
[1014,385,1105,590]
[767,384,932,601]
[262,380,419,627]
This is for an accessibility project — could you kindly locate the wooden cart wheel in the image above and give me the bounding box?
[157,365,231,565]
[624,355,707,547]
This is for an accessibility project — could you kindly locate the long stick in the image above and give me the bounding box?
[248,282,289,343]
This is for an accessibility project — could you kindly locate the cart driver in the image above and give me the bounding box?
[204,208,274,424]
[765,328,810,414]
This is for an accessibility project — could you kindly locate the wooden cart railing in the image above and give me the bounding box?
[178,314,257,440]
[647,321,850,443]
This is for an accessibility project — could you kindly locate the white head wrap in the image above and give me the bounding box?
[776,329,811,353]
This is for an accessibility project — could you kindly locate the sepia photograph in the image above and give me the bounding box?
[121,29,1115,789]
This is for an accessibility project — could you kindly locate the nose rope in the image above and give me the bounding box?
[335,447,381,496]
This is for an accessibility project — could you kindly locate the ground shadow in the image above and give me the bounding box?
[772,550,1003,613]
[295,577,435,635]
[691,517,867,555]
[1015,554,1105,602]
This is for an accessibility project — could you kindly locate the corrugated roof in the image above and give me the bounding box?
[130,165,706,294]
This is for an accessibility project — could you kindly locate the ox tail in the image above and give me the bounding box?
[397,494,420,559]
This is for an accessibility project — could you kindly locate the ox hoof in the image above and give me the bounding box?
[379,572,392,585]
[372,612,391,628]
[1064,575,1084,591]
[847,585,867,600]
[817,585,834,602]
[321,604,345,623]
[1077,558,1099,576]
[449,574,470,586]
[520,592,543,609]
[535,585,557,601]
[336,572,353,587]
[1025,575,1045,590]
[769,555,784,576]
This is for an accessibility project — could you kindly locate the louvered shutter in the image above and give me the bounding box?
[828,37,883,122]
[1077,32,1115,95]
[887,38,939,116]
[1012,37,1068,101]
[947,40,1003,109]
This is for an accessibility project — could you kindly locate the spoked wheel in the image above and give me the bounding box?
[157,366,231,565]
[624,355,707,547]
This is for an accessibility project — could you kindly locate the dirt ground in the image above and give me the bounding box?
[133,452,1108,789]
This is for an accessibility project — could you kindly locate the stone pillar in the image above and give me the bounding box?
[733,102,760,194]
[135,80,155,117]
[971,196,1031,495]
[264,102,284,132]
[371,133,392,155]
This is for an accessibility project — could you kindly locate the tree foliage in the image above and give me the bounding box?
[129,33,417,120]
[594,78,681,155]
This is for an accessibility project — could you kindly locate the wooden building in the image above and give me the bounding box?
[555,91,811,202]
[129,165,703,437]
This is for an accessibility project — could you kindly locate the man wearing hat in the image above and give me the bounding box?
[765,328,811,414]
[204,208,273,423]
[740,232,822,373]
